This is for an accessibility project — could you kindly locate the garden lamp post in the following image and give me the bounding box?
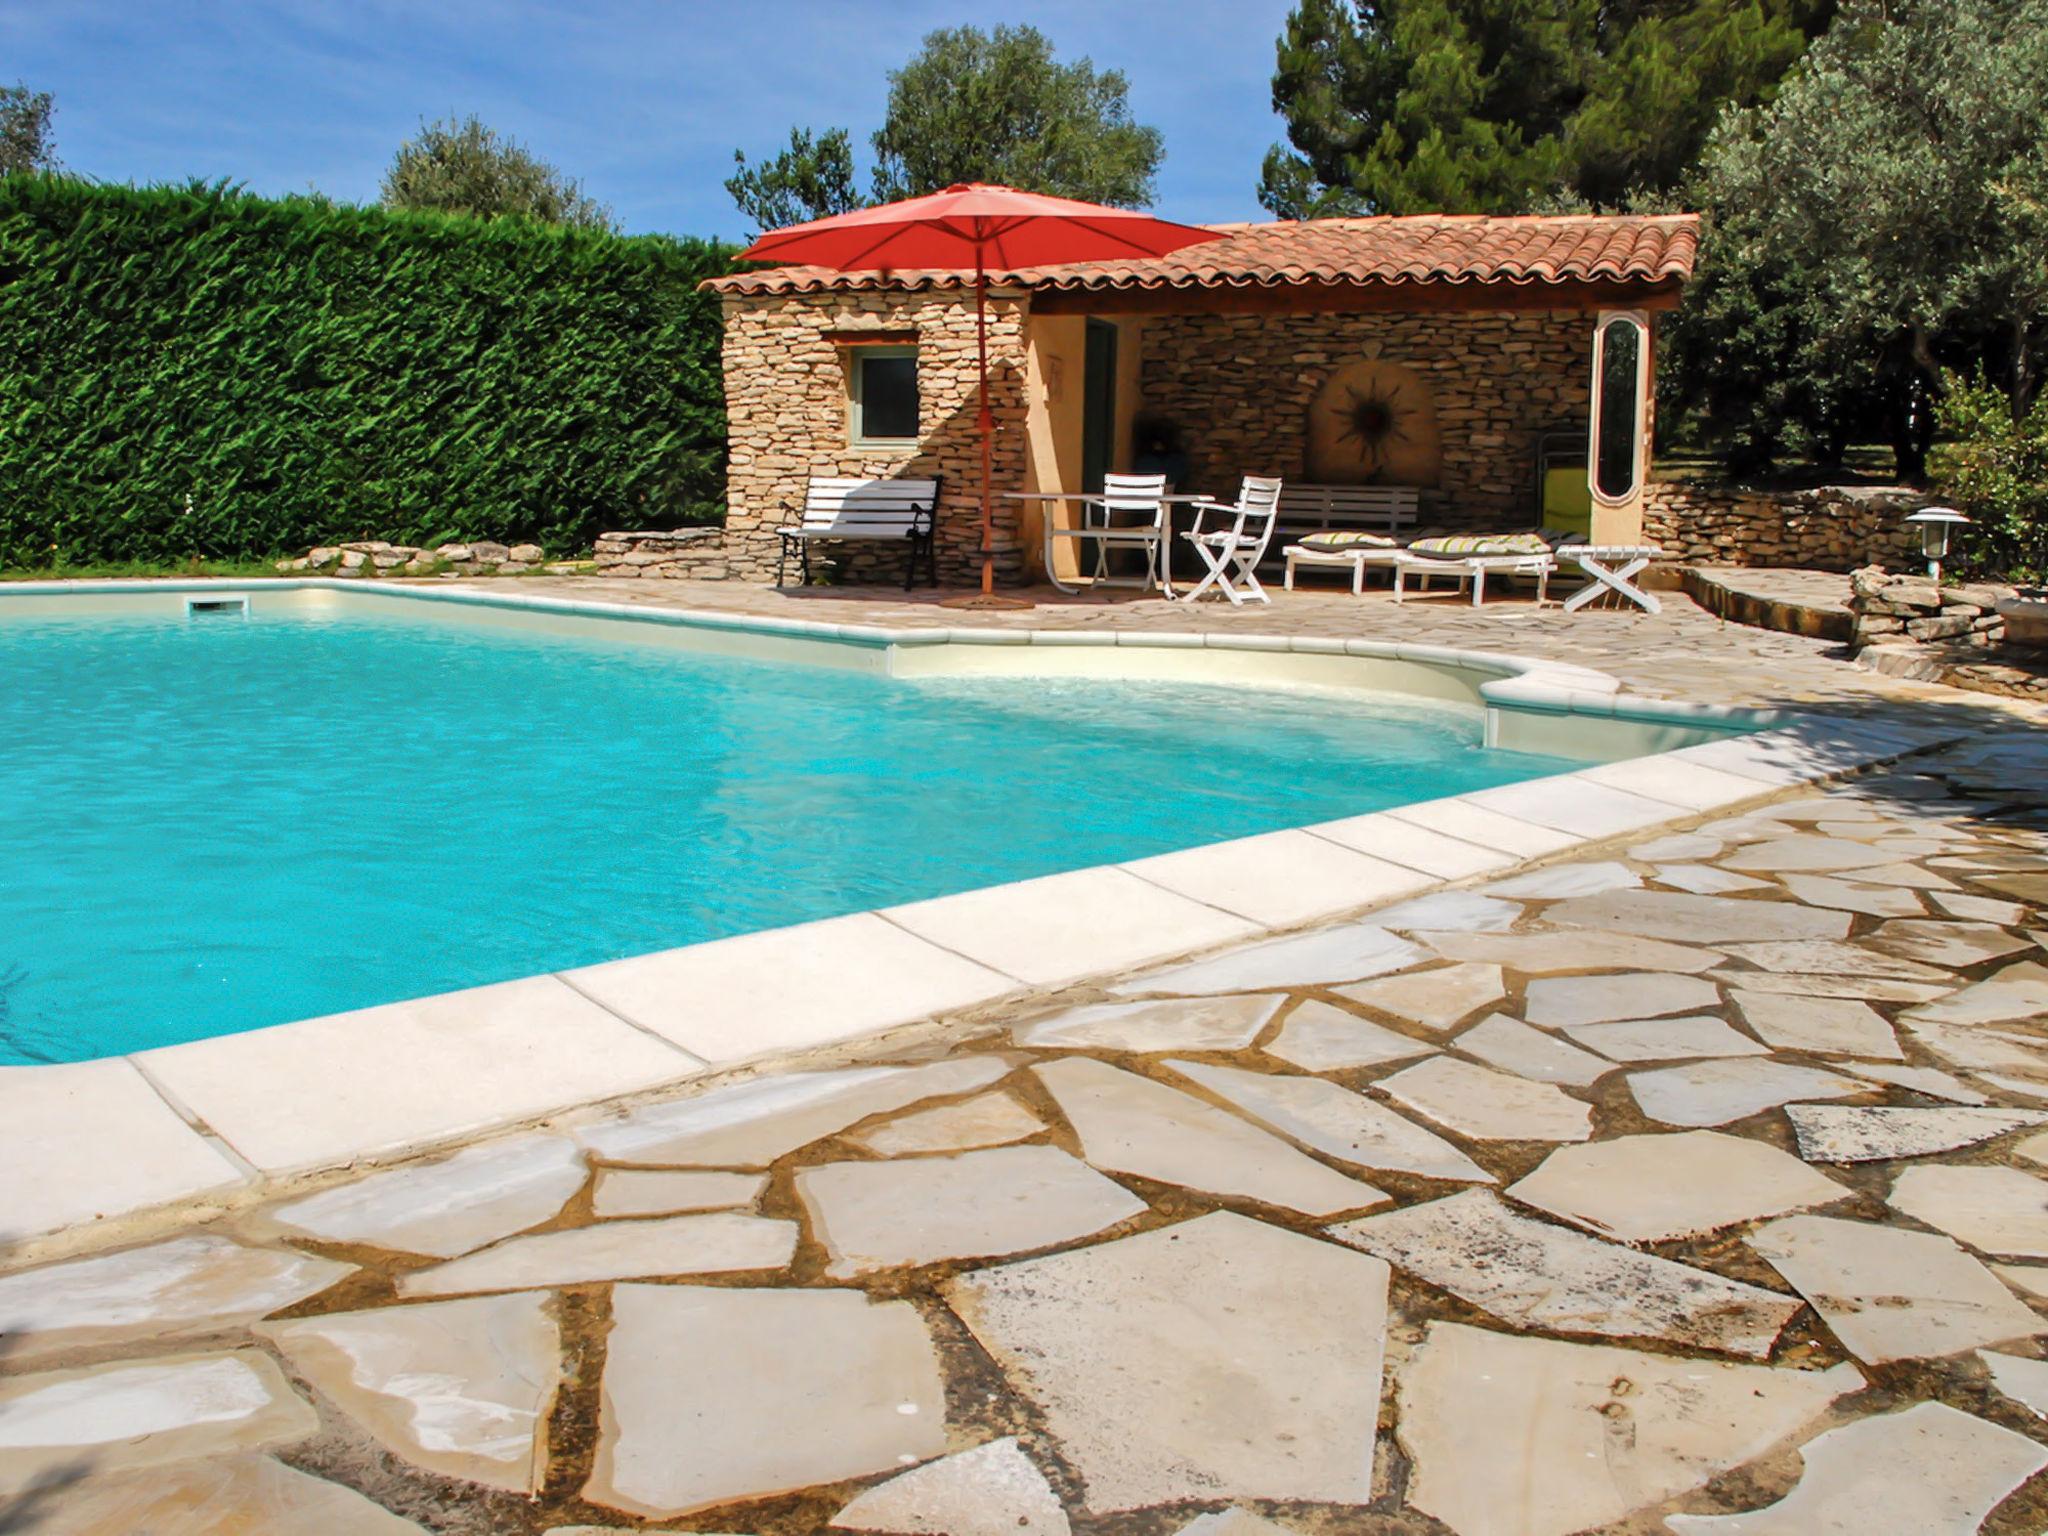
[1905,506,1970,585]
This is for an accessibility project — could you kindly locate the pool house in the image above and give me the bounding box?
[671,212,1697,587]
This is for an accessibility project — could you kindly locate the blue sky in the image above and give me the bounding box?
[5,0,1298,240]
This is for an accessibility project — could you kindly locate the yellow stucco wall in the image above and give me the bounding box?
[1022,312,1147,581]
[1022,314,1083,580]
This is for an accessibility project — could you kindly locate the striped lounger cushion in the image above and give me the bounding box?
[1407,533,1552,556]
[1298,530,1399,552]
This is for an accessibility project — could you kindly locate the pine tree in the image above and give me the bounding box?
[726,128,864,233]
[1260,0,1828,216]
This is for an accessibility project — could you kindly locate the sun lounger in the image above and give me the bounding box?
[1283,530,1406,594]
[1390,533,1557,606]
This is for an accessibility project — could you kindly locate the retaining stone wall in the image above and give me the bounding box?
[1848,566,2012,649]
[1643,483,1927,570]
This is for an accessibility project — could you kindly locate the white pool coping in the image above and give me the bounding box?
[0,578,1961,1251]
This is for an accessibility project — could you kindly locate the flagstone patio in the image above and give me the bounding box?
[7,723,2048,1534]
[9,577,2048,1533]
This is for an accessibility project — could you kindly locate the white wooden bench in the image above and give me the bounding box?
[775,476,941,588]
[1272,484,1422,585]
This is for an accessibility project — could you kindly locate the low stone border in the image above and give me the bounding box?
[0,579,1959,1258]
[274,540,587,578]
[1678,565,1853,642]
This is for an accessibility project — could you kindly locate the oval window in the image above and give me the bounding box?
[1591,313,1648,504]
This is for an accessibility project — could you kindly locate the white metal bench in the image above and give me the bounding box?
[775,476,941,588]
[1271,484,1422,583]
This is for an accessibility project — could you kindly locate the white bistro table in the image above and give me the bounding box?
[1560,544,1666,613]
[1006,491,1210,596]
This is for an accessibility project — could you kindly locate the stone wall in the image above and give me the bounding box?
[707,287,1032,587]
[1847,566,2048,699]
[1136,309,1594,527]
[1848,566,2012,649]
[1642,482,1928,570]
[591,528,736,580]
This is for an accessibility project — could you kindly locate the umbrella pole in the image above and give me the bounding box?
[977,260,993,597]
[941,256,1030,610]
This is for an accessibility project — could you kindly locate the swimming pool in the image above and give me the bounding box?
[0,589,1609,1065]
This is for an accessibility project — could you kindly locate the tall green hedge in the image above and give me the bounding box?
[0,176,736,565]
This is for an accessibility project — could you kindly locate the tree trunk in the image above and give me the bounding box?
[2014,314,2039,420]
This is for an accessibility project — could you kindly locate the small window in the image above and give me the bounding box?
[850,347,919,444]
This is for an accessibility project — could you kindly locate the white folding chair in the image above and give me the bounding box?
[1178,476,1284,605]
[1090,472,1169,587]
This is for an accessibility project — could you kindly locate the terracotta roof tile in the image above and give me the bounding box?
[707,213,1699,297]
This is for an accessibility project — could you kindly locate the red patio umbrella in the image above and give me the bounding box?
[739,184,1224,607]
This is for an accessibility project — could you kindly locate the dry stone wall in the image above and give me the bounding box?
[1643,483,1927,570]
[1848,566,2048,699]
[662,288,1034,587]
[1848,567,2013,648]
[1135,309,1593,528]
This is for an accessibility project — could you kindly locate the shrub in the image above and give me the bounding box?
[1929,373,2048,580]
[0,176,735,566]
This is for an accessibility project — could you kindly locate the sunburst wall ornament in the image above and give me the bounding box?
[1331,381,1412,472]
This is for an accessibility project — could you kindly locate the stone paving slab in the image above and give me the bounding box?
[1665,1400,2048,1535]
[260,1292,559,1491]
[942,1212,1389,1511]
[1984,1350,2048,1420]
[1262,999,1440,1070]
[1011,995,1282,1053]
[830,1436,1069,1536]
[1523,970,1721,1028]
[1655,863,1769,894]
[843,1091,1045,1156]
[0,1352,317,1494]
[1728,991,1903,1058]
[258,1132,587,1257]
[1398,1322,1862,1536]
[1165,1059,1493,1182]
[1749,1214,2043,1363]
[588,1167,766,1218]
[1035,1057,1387,1216]
[574,1058,1011,1167]
[796,1145,1145,1277]
[1506,1130,1848,1242]
[1332,959,1505,1032]
[1562,1015,1768,1062]
[1415,928,1727,973]
[28,1454,432,1535]
[1332,1190,1801,1357]
[398,1213,798,1297]
[586,1284,947,1518]
[1627,1058,1868,1127]
[1373,1056,1594,1142]
[1452,1013,1611,1086]
[0,1235,349,1364]
[1786,1105,2048,1163]
[1888,1164,2048,1259]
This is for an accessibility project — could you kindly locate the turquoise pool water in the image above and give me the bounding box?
[0,602,1576,1064]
